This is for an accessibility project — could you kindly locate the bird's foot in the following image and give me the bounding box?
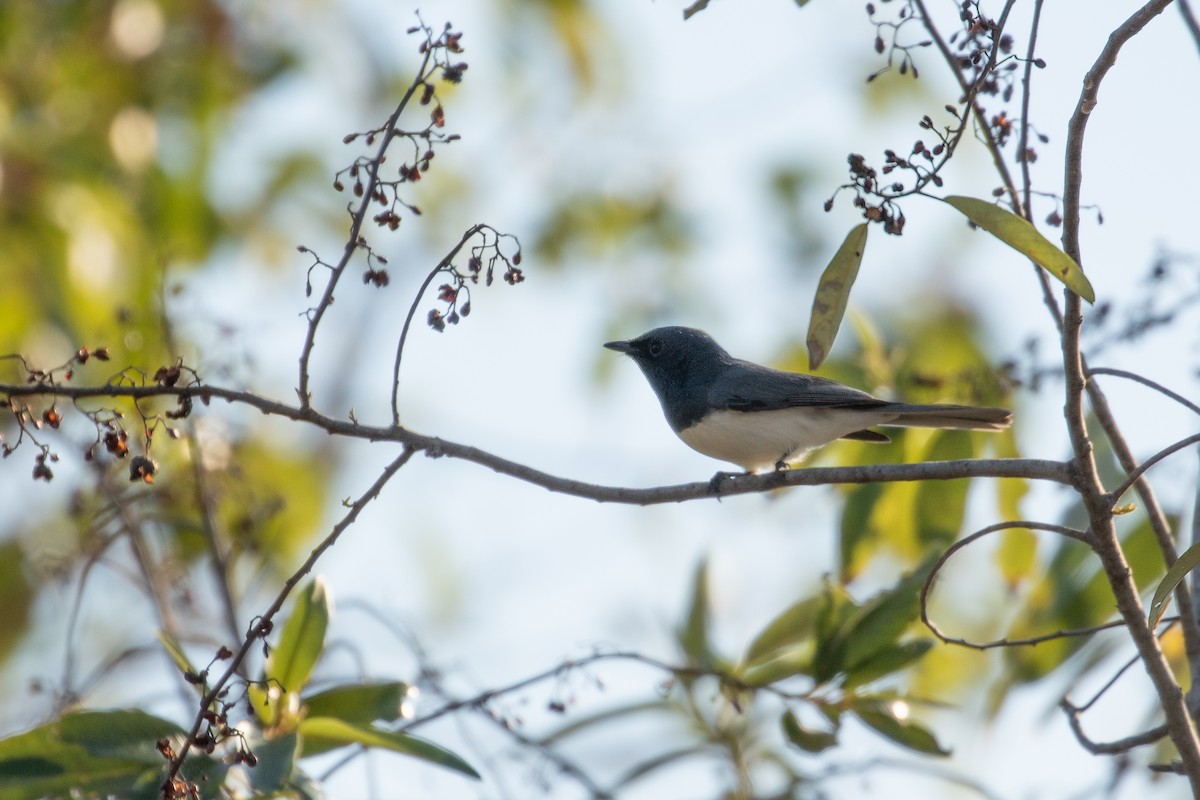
[708,470,745,498]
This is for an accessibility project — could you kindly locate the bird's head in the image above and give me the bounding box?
[604,326,730,401]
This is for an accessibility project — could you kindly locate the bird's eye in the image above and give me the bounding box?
[647,339,663,356]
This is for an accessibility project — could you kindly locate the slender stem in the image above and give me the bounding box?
[912,0,1022,206]
[390,224,487,425]
[186,428,242,647]
[297,49,434,410]
[1180,0,1200,58]
[921,520,1099,651]
[1086,367,1200,416]
[1016,0,1065,330]
[161,448,415,790]
[1108,432,1200,503]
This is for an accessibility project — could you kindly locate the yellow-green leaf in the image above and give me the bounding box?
[843,639,933,689]
[744,597,821,666]
[267,577,331,696]
[1149,539,1200,627]
[303,681,410,726]
[156,630,199,687]
[298,717,480,779]
[781,711,837,753]
[678,561,713,668]
[808,223,869,368]
[997,526,1037,587]
[942,195,1094,303]
[854,703,950,756]
[914,431,973,547]
[740,645,815,686]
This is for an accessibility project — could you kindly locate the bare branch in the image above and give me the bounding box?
[296,32,437,409]
[1060,697,1169,755]
[1058,0,1200,784]
[389,223,519,425]
[921,520,1096,650]
[1087,367,1200,416]
[0,380,1074,504]
[1109,432,1200,504]
[162,447,415,789]
[1180,0,1200,59]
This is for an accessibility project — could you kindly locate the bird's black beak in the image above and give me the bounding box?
[604,339,633,354]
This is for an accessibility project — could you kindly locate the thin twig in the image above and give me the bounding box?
[1108,432,1200,504]
[911,0,1022,206]
[1060,697,1168,755]
[390,223,489,425]
[1087,367,1200,416]
[161,448,415,791]
[296,46,435,410]
[1180,0,1200,58]
[1015,0,1066,331]
[921,520,1097,650]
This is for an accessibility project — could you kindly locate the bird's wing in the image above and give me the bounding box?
[708,361,889,412]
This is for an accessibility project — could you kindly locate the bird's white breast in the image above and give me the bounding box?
[677,407,895,472]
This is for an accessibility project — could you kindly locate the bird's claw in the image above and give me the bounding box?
[708,470,744,497]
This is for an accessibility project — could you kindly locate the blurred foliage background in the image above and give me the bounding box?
[1,0,1199,798]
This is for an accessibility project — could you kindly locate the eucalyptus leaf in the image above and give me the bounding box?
[808,223,869,368]
[781,711,838,753]
[1149,539,1200,627]
[942,195,1094,303]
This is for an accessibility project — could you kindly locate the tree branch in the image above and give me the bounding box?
[1060,697,1169,755]
[1180,0,1200,58]
[1108,432,1200,504]
[1086,367,1200,416]
[296,42,435,409]
[0,379,1073,504]
[161,447,415,791]
[1059,0,1200,786]
[921,520,1100,650]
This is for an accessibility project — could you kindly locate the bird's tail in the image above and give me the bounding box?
[884,403,1012,431]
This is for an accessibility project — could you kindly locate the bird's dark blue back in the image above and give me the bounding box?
[621,326,887,432]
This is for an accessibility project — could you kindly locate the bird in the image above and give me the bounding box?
[605,326,1011,473]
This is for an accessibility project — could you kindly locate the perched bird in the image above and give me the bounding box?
[606,326,1011,472]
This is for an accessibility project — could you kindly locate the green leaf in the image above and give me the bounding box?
[840,482,884,581]
[740,646,815,687]
[781,711,837,753]
[157,631,202,691]
[914,431,973,547]
[0,710,225,800]
[826,558,934,678]
[297,717,480,779]
[247,682,275,729]
[1149,539,1200,627]
[0,541,33,661]
[942,195,1094,303]
[854,702,950,756]
[678,561,713,668]
[743,597,821,665]
[303,682,410,726]
[248,730,299,794]
[267,577,331,696]
[811,582,861,684]
[808,223,869,368]
[55,710,183,762]
[843,640,933,689]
